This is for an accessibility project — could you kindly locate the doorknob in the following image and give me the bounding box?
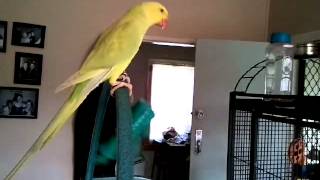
[192,109,205,120]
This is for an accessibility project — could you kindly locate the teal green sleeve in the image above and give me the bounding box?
[96,99,154,165]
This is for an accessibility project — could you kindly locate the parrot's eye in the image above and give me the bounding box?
[160,8,164,13]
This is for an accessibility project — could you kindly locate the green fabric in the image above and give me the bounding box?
[96,99,154,165]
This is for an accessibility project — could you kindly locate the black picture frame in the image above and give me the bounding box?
[14,52,43,85]
[0,21,7,52]
[0,86,39,119]
[11,22,46,48]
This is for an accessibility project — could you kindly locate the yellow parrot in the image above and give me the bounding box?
[5,2,168,179]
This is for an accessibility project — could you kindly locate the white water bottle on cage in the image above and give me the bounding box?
[265,32,295,95]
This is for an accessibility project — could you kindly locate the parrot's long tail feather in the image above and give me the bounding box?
[4,80,100,180]
[55,69,108,93]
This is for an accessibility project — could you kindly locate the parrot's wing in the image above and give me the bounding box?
[80,67,113,97]
[56,22,141,93]
[55,69,108,93]
[79,21,142,72]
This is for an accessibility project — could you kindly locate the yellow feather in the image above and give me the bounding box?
[55,69,109,93]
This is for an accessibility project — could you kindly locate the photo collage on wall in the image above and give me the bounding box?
[0,21,46,119]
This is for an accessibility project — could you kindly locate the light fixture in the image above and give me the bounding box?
[283,44,294,48]
[307,43,314,55]
[152,41,195,47]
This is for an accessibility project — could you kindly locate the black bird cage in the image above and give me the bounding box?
[228,42,320,180]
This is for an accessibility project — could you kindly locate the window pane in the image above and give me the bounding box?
[150,64,194,142]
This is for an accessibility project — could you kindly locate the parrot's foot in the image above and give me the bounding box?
[118,72,131,84]
[110,73,133,96]
[110,82,133,96]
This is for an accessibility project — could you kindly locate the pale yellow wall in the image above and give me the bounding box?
[0,0,270,179]
[269,0,320,36]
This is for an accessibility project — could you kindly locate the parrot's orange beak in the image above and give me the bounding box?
[158,18,168,30]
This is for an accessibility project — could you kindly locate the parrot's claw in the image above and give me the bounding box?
[110,73,133,96]
[110,81,133,96]
[118,73,131,83]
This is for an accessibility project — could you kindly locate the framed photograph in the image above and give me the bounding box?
[11,22,46,48]
[0,87,39,119]
[0,21,7,52]
[14,52,43,85]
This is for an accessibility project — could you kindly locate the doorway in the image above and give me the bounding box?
[127,42,195,179]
